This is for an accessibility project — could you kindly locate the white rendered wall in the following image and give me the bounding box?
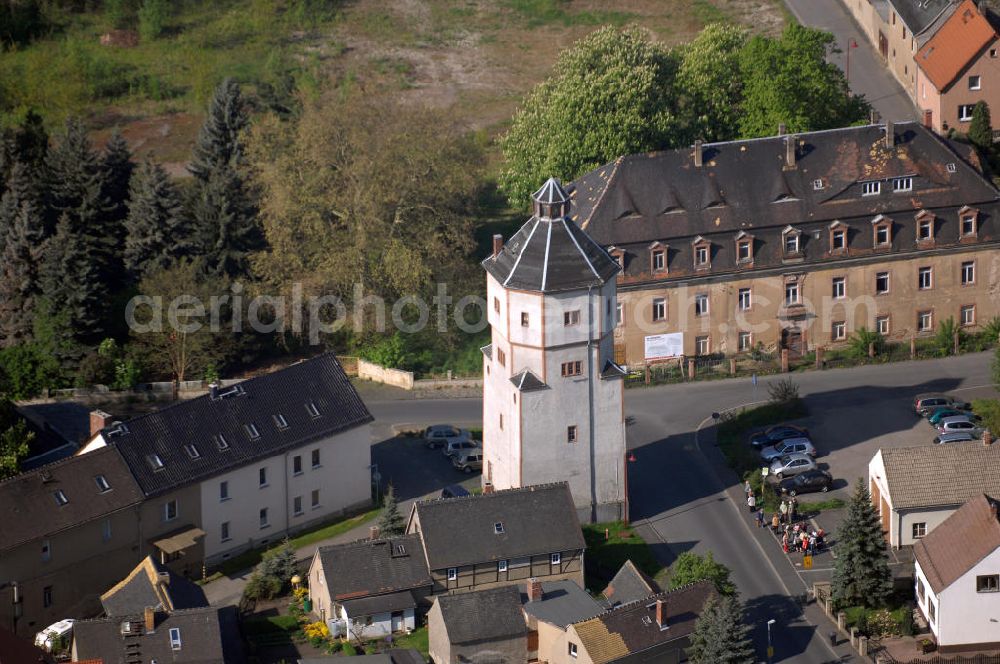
[935,546,1000,647]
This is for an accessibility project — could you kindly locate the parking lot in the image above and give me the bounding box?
[371,430,481,507]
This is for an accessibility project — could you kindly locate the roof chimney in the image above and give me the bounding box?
[777,123,786,136]
[90,410,113,437]
[655,598,667,629]
[492,234,504,258]
[527,578,543,602]
[208,382,219,400]
[885,120,894,148]
[870,109,880,125]
[984,430,993,447]
[693,140,703,168]
[144,607,156,633]
[369,525,380,540]
[785,136,796,169]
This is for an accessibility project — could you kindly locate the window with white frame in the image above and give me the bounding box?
[498,560,508,573]
[259,508,269,529]
[219,481,229,501]
[695,244,709,267]
[738,331,752,352]
[875,272,890,294]
[918,310,933,332]
[912,522,927,539]
[962,305,976,327]
[977,575,999,592]
[447,568,457,581]
[876,316,890,335]
[738,288,751,311]
[962,261,975,285]
[892,177,912,192]
[784,232,800,255]
[221,521,230,542]
[961,214,977,237]
[918,267,933,290]
[696,336,710,356]
[832,321,846,341]
[831,228,846,251]
[312,449,320,468]
[652,298,666,322]
[568,643,578,659]
[970,75,982,90]
[164,499,178,522]
[874,223,890,246]
[615,302,623,327]
[785,282,800,305]
[564,310,580,326]
[959,104,975,121]
[169,627,182,650]
[832,277,845,299]
[736,238,752,263]
[293,496,303,516]
[652,249,665,272]
[918,218,933,241]
[695,293,709,316]
[861,181,880,196]
[550,552,561,566]
[259,467,268,487]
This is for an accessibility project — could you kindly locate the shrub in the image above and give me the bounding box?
[138,0,169,41]
[243,571,282,600]
[935,316,962,355]
[767,377,799,403]
[866,608,900,638]
[342,642,357,656]
[847,326,884,358]
[260,540,298,588]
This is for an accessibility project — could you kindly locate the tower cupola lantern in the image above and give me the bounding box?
[532,177,571,219]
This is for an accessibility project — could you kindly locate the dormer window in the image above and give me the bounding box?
[872,215,892,248]
[305,402,321,418]
[735,232,753,264]
[829,222,848,253]
[245,423,261,440]
[147,454,165,472]
[649,242,667,273]
[53,490,68,506]
[95,475,111,493]
[916,211,935,243]
[607,246,624,272]
[947,162,957,173]
[183,444,201,460]
[812,179,824,190]
[692,237,711,269]
[214,434,230,451]
[169,627,182,650]
[494,522,504,534]
[273,414,289,430]
[782,226,801,256]
[959,206,979,237]
[892,177,913,193]
[861,181,880,196]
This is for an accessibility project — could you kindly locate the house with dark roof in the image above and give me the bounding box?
[564,581,717,664]
[81,353,373,566]
[407,483,586,594]
[522,578,603,664]
[914,494,1000,652]
[14,402,92,470]
[71,606,242,664]
[427,585,526,664]
[100,556,208,617]
[308,534,432,641]
[570,121,1000,365]
[869,439,1000,547]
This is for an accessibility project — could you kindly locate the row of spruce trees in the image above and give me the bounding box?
[0,78,261,386]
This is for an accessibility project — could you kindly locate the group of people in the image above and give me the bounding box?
[744,481,825,555]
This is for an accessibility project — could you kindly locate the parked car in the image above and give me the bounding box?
[440,484,470,498]
[760,437,816,462]
[927,407,975,425]
[749,424,810,450]
[424,424,471,449]
[769,453,818,479]
[933,431,979,445]
[935,415,983,435]
[778,469,833,496]
[452,451,483,473]
[913,393,971,417]
[443,439,481,458]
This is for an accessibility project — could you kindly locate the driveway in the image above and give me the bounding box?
[784,0,917,123]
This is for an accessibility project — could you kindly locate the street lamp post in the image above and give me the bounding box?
[767,618,776,663]
[624,450,637,524]
[846,38,858,86]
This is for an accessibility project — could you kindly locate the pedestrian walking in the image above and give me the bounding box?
[744,480,752,497]
[779,500,788,523]
[747,492,757,513]
[755,508,764,527]
[782,531,789,553]
[789,496,797,521]
[771,513,780,531]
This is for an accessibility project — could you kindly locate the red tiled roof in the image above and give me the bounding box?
[916,0,996,91]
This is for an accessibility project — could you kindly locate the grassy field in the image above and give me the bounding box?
[582,521,665,592]
[0,0,787,167]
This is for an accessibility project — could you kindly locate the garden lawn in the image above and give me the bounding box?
[582,521,664,593]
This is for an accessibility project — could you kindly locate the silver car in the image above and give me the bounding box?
[935,415,982,435]
[933,431,978,445]
[452,451,483,474]
[760,437,816,462]
[424,425,471,449]
[769,453,818,479]
[443,439,481,458]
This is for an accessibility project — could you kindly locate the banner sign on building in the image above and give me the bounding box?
[644,333,683,360]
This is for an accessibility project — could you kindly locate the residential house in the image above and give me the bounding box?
[571,122,1000,363]
[427,585,526,664]
[71,606,243,664]
[0,626,54,664]
[521,578,603,664]
[308,533,432,640]
[600,560,660,609]
[915,0,1000,132]
[0,447,147,636]
[14,402,92,470]
[482,178,626,521]
[407,483,586,594]
[869,439,1000,547]
[564,581,717,664]
[82,353,374,566]
[99,556,208,617]
[914,494,1000,652]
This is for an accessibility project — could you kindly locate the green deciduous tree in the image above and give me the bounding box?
[739,24,870,137]
[498,25,681,208]
[969,101,993,151]
[831,478,892,608]
[376,485,406,538]
[675,23,749,143]
[124,160,190,280]
[668,551,735,596]
[688,594,755,664]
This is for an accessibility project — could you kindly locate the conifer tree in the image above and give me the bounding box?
[831,478,893,608]
[969,101,993,151]
[0,199,46,346]
[101,130,134,227]
[688,594,755,664]
[0,109,48,189]
[124,160,188,280]
[376,485,406,538]
[189,78,248,181]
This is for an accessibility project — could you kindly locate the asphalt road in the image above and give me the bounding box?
[365,351,996,663]
[783,0,917,123]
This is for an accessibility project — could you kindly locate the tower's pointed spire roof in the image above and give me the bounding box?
[532,177,570,205]
[484,179,620,293]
